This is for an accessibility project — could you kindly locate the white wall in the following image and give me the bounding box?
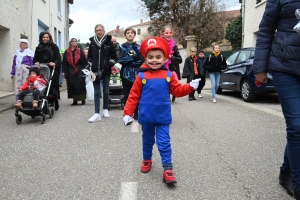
[32,0,67,50]
[242,0,267,48]
[0,0,32,92]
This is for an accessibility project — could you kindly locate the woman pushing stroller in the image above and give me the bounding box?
[14,67,46,109]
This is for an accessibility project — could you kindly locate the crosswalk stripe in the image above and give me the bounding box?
[119,182,138,200]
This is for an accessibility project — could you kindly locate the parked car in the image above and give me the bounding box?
[217,47,276,102]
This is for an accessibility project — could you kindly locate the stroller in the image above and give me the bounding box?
[15,64,55,124]
[108,65,124,110]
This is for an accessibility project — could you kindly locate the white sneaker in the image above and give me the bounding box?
[198,94,202,98]
[103,109,110,118]
[88,113,101,123]
[212,98,217,103]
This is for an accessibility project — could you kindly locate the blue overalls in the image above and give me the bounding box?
[138,71,173,170]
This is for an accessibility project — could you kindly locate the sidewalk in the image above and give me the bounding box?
[0,79,211,112]
[0,83,67,113]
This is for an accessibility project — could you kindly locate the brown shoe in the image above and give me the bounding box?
[32,100,38,110]
[14,100,23,109]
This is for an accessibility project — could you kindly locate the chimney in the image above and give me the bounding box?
[140,19,143,24]
[116,25,119,34]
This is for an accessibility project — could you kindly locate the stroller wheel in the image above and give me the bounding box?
[15,114,22,124]
[31,116,36,119]
[48,107,54,118]
[40,114,46,124]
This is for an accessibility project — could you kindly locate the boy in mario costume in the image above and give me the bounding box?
[123,36,200,184]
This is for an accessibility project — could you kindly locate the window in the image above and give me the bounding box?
[137,28,141,35]
[58,31,62,49]
[226,51,239,65]
[236,50,251,63]
[256,0,261,4]
[38,20,49,42]
[57,0,62,18]
[54,27,57,44]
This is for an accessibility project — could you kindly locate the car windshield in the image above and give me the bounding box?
[226,51,239,65]
[236,50,252,63]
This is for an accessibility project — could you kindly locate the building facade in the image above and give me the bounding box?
[0,0,73,92]
[241,0,267,48]
[129,20,153,44]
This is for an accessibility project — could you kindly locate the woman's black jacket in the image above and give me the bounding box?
[169,45,182,80]
[182,56,201,82]
[87,34,117,75]
[33,41,61,86]
[204,54,227,73]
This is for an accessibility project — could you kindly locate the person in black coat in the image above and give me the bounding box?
[182,47,201,101]
[62,38,87,105]
[204,44,227,103]
[87,24,117,123]
[160,25,182,102]
[197,50,207,98]
[253,1,300,199]
[33,31,61,110]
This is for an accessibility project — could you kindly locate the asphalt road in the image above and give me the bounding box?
[0,90,292,200]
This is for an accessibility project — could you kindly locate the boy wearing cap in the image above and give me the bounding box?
[14,67,47,109]
[123,36,200,184]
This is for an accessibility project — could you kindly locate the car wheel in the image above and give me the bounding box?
[241,79,257,102]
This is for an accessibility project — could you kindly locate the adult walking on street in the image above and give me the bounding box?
[160,25,182,103]
[62,38,87,106]
[10,39,34,101]
[111,36,120,59]
[253,1,300,199]
[118,27,144,120]
[33,31,61,111]
[87,24,117,123]
[182,47,202,101]
[204,44,227,103]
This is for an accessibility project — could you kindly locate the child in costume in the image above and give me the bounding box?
[14,67,47,109]
[123,36,200,184]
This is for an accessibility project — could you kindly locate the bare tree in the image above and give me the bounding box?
[138,0,227,47]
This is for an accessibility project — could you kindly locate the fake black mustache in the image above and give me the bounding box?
[148,62,162,65]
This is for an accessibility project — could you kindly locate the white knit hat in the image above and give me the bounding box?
[19,39,29,46]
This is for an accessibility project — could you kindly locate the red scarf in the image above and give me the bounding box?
[160,36,175,71]
[66,48,80,74]
[192,56,198,75]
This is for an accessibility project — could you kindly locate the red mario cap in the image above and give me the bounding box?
[140,36,170,58]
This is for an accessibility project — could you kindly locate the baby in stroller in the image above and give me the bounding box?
[108,64,124,109]
[14,67,46,109]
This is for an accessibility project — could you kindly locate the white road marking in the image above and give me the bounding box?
[131,121,140,132]
[119,182,138,200]
[202,90,284,118]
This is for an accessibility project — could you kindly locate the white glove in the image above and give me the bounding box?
[189,78,201,90]
[123,115,133,126]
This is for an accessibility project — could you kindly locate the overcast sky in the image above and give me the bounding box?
[69,0,241,43]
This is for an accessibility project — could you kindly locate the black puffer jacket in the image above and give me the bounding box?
[204,54,227,73]
[253,0,300,75]
[169,45,182,80]
[87,35,117,75]
[182,56,201,82]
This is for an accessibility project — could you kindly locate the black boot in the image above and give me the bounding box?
[279,168,294,197]
[294,191,300,200]
[55,100,59,111]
